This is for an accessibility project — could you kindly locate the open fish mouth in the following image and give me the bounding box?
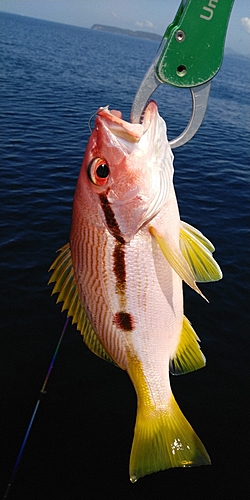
[96,101,158,143]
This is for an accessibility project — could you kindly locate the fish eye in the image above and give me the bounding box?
[88,158,110,186]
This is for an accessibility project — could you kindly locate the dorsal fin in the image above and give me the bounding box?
[169,316,206,375]
[48,243,118,366]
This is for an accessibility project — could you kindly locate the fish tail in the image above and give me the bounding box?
[129,394,210,483]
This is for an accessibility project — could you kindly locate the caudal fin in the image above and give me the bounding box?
[129,395,210,482]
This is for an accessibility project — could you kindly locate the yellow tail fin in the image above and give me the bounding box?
[129,395,210,482]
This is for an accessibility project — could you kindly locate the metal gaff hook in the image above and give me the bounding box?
[130,55,211,149]
[169,81,211,149]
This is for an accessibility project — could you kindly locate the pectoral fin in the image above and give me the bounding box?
[169,316,206,375]
[48,243,117,366]
[149,225,208,301]
[180,221,222,282]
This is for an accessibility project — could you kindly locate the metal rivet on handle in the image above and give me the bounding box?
[175,30,186,42]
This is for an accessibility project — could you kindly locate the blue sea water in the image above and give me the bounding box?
[0,11,249,500]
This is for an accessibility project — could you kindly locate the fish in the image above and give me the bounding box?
[49,100,222,482]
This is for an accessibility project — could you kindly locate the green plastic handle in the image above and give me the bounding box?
[156,0,235,88]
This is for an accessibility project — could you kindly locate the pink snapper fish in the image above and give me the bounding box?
[49,101,222,482]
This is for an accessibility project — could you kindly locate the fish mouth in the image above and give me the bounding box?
[96,101,158,143]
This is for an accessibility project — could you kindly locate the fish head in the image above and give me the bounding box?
[75,101,174,243]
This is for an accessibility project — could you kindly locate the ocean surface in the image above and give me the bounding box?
[0,12,249,500]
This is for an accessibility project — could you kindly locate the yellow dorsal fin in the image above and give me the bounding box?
[169,316,206,375]
[48,243,117,366]
[149,226,208,302]
[180,221,222,282]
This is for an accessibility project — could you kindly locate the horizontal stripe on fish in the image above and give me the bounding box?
[70,221,129,368]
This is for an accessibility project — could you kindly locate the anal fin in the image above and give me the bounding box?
[170,316,206,375]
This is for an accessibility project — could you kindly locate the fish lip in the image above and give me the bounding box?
[96,101,158,143]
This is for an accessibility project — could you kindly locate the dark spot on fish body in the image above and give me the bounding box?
[99,193,125,244]
[114,311,135,331]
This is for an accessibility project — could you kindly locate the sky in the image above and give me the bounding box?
[1,0,250,56]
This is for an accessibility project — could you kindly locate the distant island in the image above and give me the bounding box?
[91,24,162,41]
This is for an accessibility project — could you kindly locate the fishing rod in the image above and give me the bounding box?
[2,317,70,500]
